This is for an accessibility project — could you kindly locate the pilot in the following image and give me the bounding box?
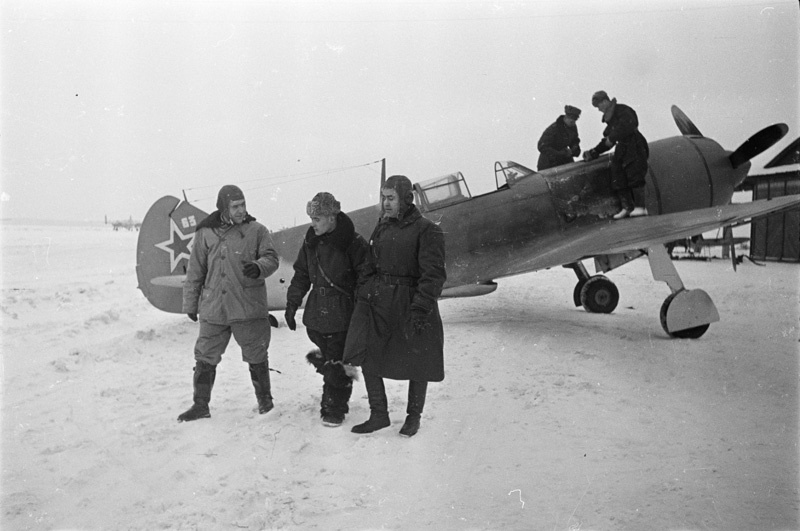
[284,192,368,427]
[343,175,447,438]
[537,105,582,170]
[178,185,280,422]
[583,90,650,219]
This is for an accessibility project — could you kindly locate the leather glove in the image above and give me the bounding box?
[582,149,598,161]
[243,262,260,279]
[187,313,198,322]
[284,305,297,331]
[409,308,430,335]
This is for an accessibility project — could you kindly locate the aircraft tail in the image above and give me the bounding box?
[136,196,208,313]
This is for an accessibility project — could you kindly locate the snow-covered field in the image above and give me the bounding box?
[2,223,798,530]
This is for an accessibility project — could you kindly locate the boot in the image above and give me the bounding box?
[177,361,216,422]
[321,362,354,427]
[249,362,274,414]
[399,380,427,437]
[321,382,353,427]
[351,373,390,434]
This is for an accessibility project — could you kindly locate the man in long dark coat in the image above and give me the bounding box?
[343,175,446,437]
[537,105,582,170]
[583,90,650,219]
[285,192,368,427]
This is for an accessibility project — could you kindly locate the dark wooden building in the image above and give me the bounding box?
[737,138,800,262]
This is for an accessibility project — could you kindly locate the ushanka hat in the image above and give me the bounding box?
[591,90,610,107]
[565,105,581,119]
[306,192,341,217]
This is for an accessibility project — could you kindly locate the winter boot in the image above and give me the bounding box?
[321,382,353,427]
[177,361,216,422]
[249,361,274,414]
[351,372,390,434]
[399,380,428,437]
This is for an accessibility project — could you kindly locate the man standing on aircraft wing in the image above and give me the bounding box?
[178,185,279,422]
[284,192,368,427]
[583,90,649,219]
[343,175,446,438]
[537,105,582,170]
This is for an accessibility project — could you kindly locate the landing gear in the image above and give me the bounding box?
[580,275,619,314]
[660,292,711,339]
[564,262,619,314]
[647,245,719,338]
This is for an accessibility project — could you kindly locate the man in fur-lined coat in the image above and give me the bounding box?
[285,192,368,427]
[179,185,280,422]
[343,175,446,438]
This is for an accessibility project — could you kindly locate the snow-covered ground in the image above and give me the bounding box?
[2,223,798,530]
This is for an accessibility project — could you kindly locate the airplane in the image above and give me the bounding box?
[106,215,142,231]
[136,105,800,339]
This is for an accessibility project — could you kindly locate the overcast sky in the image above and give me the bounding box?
[1,0,798,226]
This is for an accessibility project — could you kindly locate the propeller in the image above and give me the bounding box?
[729,123,789,169]
[764,137,800,168]
[671,105,703,136]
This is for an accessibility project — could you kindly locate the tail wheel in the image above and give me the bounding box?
[580,275,619,314]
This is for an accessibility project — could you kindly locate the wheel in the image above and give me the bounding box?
[659,291,711,339]
[572,279,587,307]
[580,275,619,314]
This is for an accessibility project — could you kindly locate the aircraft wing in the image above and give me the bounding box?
[502,195,800,275]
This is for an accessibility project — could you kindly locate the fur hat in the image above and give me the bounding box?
[306,192,341,217]
[564,105,581,119]
[591,90,610,107]
[216,185,245,211]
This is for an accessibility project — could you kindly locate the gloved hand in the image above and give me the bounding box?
[284,304,297,331]
[243,262,260,279]
[582,149,598,161]
[409,308,430,335]
[187,313,198,322]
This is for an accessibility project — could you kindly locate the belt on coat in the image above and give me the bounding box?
[314,286,345,297]
[376,273,418,287]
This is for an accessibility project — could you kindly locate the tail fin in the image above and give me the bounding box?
[136,196,208,313]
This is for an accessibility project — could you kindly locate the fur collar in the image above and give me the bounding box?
[304,211,356,252]
[381,204,421,227]
[196,210,257,231]
[602,98,618,123]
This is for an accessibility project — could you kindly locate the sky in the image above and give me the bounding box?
[1,0,798,228]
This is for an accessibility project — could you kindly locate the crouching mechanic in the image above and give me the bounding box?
[284,192,368,426]
[178,185,280,422]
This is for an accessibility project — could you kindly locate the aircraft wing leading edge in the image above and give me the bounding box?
[497,195,800,279]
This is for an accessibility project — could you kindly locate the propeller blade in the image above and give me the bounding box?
[729,123,789,169]
[671,105,703,136]
[764,137,800,168]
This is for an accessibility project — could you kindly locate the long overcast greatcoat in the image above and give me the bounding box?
[182,212,279,324]
[592,101,650,190]
[286,212,368,333]
[343,205,446,382]
[537,115,581,170]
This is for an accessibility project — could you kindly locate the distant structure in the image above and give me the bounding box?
[105,215,141,231]
[737,137,800,262]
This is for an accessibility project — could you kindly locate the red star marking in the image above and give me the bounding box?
[154,218,195,273]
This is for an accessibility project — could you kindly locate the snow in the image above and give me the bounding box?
[2,223,798,530]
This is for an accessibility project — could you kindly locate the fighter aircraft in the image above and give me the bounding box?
[106,215,141,231]
[136,106,800,339]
